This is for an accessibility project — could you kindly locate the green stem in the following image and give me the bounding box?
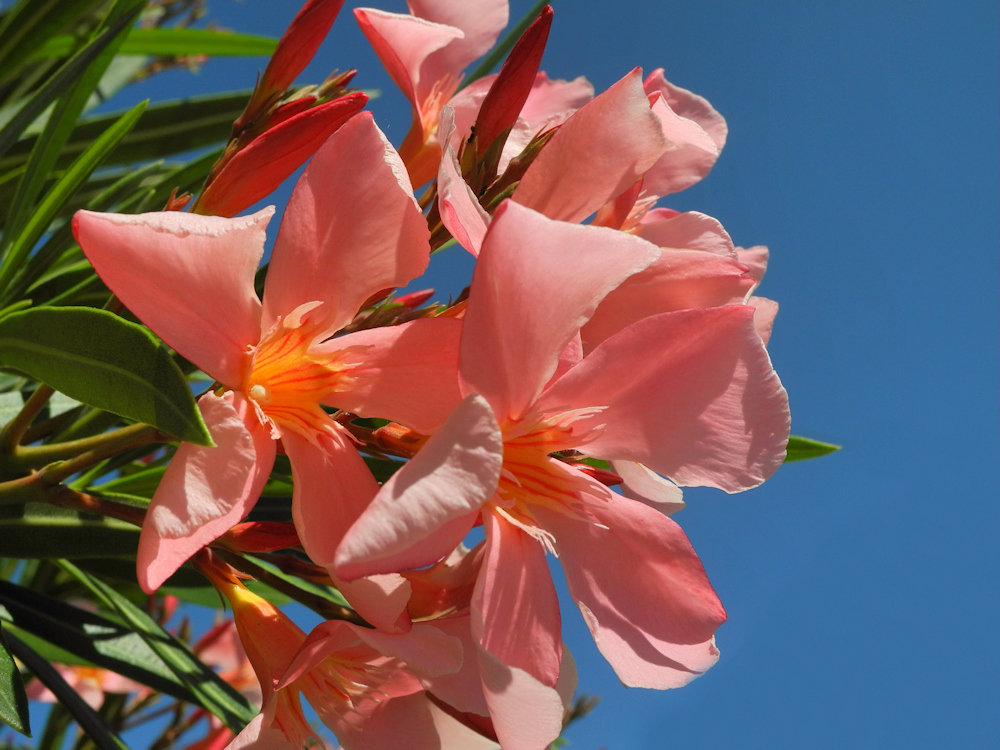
[0,383,54,452]
[8,422,158,475]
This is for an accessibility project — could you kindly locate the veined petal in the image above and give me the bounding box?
[336,394,502,580]
[642,93,720,197]
[408,0,508,95]
[638,210,737,258]
[514,68,669,223]
[749,295,779,346]
[321,317,464,434]
[537,493,725,689]
[611,461,686,515]
[460,201,659,420]
[539,306,790,492]
[644,67,728,152]
[73,209,271,388]
[137,392,275,593]
[354,8,463,108]
[263,112,430,337]
[476,645,564,750]
[473,510,562,689]
[582,249,754,352]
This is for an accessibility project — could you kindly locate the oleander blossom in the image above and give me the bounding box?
[73,113,465,631]
[335,200,790,749]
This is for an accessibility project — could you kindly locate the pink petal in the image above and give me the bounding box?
[473,510,562,689]
[408,0,508,97]
[262,112,430,337]
[610,461,686,515]
[581,249,755,352]
[419,615,491,717]
[638,210,737,258]
[225,711,297,750]
[73,209,270,388]
[283,427,380,567]
[320,317,464,434]
[137,392,274,593]
[354,622,464,678]
[749,295,779,346]
[555,646,578,710]
[437,107,489,256]
[195,94,367,219]
[330,571,413,634]
[460,200,659,420]
[641,93,720,197]
[517,72,594,130]
[514,68,668,223]
[426,697,502,750]
[476,645,564,750]
[336,394,502,580]
[539,306,790,492]
[537,492,726,689]
[644,68,728,152]
[737,244,770,283]
[354,8,463,109]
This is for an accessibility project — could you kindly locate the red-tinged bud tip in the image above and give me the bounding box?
[195,92,367,217]
[574,464,624,487]
[222,522,301,553]
[474,5,554,156]
[260,0,346,97]
[394,288,435,309]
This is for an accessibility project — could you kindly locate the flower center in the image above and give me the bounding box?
[242,302,364,441]
[489,407,610,553]
[420,73,462,142]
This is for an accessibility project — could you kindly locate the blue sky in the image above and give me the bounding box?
[115,2,999,748]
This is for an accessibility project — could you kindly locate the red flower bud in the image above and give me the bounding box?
[260,0,345,99]
[573,463,624,487]
[194,92,367,217]
[221,521,301,553]
[473,5,553,157]
[394,288,435,309]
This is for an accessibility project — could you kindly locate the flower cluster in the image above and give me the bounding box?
[71,2,790,748]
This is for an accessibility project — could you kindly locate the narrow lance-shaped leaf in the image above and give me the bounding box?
[34,28,279,60]
[0,8,139,161]
[784,435,841,462]
[0,307,212,446]
[58,561,258,732]
[0,0,145,260]
[0,621,29,737]
[0,93,148,294]
[5,631,127,750]
[0,502,140,559]
[0,0,107,83]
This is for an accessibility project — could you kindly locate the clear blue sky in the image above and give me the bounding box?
[116,2,999,748]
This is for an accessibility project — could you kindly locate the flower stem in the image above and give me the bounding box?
[0,384,54,452]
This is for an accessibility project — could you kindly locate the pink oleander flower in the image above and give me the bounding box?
[354,0,509,185]
[26,665,149,711]
[73,113,465,631]
[197,558,494,750]
[335,200,790,749]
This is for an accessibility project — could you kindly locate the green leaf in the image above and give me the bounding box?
[0,0,107,83]
[0,9,138,160]
[0,502,139,559]
[784,435,841,462]
[0,580,199,704]
[92,466,165,497]
[363,455,404,484]
[0,99,147,294]
[0,307,212,445]
[0,91,251,175]
[36,28,278,59]
[59,561,257,733]
[0,622,29,737]
[5,631,127,750]
[246,554,350,609]
[460,0,549,90]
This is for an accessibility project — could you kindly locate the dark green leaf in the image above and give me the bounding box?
[363,455,404,484]
[247,554,350,609]
[92,466,165,497]
[0,99,147,294]
[460,0,549,89]
[0,91,250,175]
[0,9,138,161]
[784,435,841,462]
[5,631,127,750]
[0,501,139,559]
[0,622,29,736]
[36,28,278,59]
[0,580,199,703]
[0,307,212,445]
[0,0,107,83]
[59,562,257,733]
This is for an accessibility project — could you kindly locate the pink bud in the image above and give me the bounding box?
[260,0,345,98]
[573,463,624,487]
[394,288,435,309]
[194,92,366,217]
[473,5,553,156]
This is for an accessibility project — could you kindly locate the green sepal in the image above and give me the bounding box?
[784,435,841,462]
